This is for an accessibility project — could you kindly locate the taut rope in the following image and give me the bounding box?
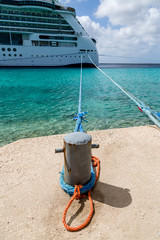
[88,55,160,128]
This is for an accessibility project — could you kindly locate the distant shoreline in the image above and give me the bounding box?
[0,63,160,69]
[99,63,160,68]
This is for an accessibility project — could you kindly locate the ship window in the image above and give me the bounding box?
[3,54,5,56]
[39,35,49,39]
[39,41,50,46]
[50,41,57,47]
[8,54,11,57]
[13,48,17,52]
[7,48,11,52]
[2,48,5,52]
[58,42,77,47]
[19,54,22,57]
[0,33,10,45]
[62,26,73,30]
[91,38,97,44]
[14,54,17,57]
[11,34,22,45]
[32,41,39,46]
[39,35,77,41]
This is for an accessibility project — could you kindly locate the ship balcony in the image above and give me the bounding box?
[55,5,76,16]
[0,0,76,15]
[0,0,55,10]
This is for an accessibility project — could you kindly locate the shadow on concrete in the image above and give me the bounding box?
[67,198,88,226]
[92,181,132,208]
[67,181,132,226]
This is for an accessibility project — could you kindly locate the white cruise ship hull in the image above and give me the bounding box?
[0,44,98,67]
[0,0,99,67]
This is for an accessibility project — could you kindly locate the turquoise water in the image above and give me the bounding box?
[0,66,160,146]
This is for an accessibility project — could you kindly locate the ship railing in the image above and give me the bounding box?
[55,5,75,14]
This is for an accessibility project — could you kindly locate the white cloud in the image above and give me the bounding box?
[58,0,71,5]
[58,0,87,4]
[95,0,160,26]
[78,1,160,63]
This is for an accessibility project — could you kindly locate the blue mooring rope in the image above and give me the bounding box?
[60,165,96,196]
[74,55,87,132]
[60,55,95,196]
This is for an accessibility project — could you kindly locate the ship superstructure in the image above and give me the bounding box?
[0,0,98,66]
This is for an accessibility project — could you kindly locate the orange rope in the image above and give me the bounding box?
[62,155,100,231]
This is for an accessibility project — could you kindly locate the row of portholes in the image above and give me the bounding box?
[58,55,85,58]
[2,54,85,58]
[3,53,22,57]
[1,48,17,52]
[56,55,84,58]
[30,55,86,58]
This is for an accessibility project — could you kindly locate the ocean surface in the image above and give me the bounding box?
[1,64,160,147]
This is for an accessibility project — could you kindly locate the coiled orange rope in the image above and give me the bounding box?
[62,155,100,231]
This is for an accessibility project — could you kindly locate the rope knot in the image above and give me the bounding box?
[74,185,83,199]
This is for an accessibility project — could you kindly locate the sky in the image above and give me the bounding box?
[59,0,160,63]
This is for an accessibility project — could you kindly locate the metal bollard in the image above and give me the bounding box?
[55,132,99,186]
[64,132,91,185]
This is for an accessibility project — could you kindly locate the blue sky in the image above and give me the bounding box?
[59,0,160,63]
[70,0,109,28]
[68,1,98,19]
[68,1,103,22]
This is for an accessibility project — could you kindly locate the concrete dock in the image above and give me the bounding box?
[0,126,160,240]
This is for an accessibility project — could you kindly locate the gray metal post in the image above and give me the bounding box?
[63,132,92,185]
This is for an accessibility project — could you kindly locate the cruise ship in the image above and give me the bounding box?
[0,0,99,67]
